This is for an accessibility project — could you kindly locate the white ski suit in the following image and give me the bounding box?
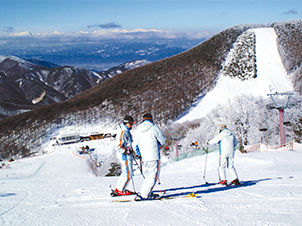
[208,128,239,182]
[133,120,166,198]
[115,123,134,192]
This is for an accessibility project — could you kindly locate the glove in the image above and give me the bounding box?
[124,147,132,155]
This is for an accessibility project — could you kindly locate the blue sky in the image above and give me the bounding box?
[0,0,301,36]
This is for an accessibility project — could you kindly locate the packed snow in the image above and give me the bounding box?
[178,28,294,123]
[0,140,301,225]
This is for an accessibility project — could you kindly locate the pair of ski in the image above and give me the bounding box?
[111,181,241,202]
[111,190,197,203]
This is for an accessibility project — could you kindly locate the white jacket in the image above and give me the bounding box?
[208,129,238,155]
[133,120,166,161]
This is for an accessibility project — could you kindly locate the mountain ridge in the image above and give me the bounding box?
[0,56,149,119]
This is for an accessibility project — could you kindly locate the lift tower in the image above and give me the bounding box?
[267,92,294,145]
[168,130,185,159]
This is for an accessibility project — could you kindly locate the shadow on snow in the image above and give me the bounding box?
[0,193,17,198]
[154,178,280,198]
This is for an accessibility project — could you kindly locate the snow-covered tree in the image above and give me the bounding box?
[178,94,302,155]
[221,30,257,81]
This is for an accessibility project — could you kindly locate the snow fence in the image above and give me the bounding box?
[161,145,218,167]
[161,141,302,167]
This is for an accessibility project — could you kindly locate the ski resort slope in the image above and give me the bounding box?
[0,140,302,225]
[178,28,294,123]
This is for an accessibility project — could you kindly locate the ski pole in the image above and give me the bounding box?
[202,146,209,184]
[137,158,145,179]
[129,148,145,179]
[203,151,208,179]
[218,153,221,182]
[128,149,137,193]
[131,177,136,193]
[157,169,161,185]
[132,153,145,179]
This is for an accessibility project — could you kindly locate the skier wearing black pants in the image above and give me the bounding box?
[208,124,241,186]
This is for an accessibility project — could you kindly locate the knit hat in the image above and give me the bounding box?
[142,113,153,121]
[123,116,134,124]
[219,124,227,132]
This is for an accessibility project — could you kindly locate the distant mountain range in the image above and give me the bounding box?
[0,39,205,71]
[0,56,149,119]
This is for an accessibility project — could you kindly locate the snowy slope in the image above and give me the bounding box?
[178,28,294,123]
[0,140,301,226]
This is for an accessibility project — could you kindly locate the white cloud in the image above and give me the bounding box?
[9,31,33,36]
[6,28,214,40]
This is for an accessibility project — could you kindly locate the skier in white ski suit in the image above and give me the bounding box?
[133,113,166,200]
[114,116,138,196]
[208,124,241,186]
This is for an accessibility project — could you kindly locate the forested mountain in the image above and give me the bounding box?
[0,56,149,119]
[1,20,302,159]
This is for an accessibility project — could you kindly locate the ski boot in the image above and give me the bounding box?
[111,188,136,197]
[218,180,228,186]
[231,179,242,186]
[134,192,161,201]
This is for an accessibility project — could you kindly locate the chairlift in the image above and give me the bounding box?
[267,92,295,145]
[266,103,275,110]
[259,120,268,132]
[283,121,291,126]
[168,130,186,158]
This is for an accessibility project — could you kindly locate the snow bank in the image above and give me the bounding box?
[245,141,289,152]
[293,141,302,151]
[245,141,302,152]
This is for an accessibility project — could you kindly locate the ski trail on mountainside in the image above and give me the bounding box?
[253,28,292,93]
[177,28,293,123]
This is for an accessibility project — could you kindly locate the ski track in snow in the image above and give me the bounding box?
[0,140,302,225]
[178,28,294,123]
